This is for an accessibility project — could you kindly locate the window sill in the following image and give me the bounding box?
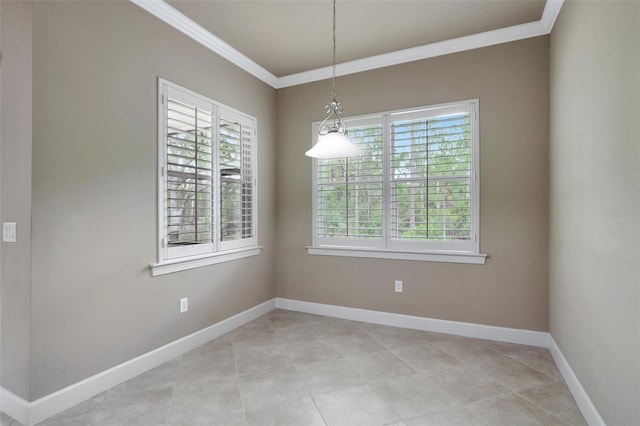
[307,246,486,265]
[150,246,263,276]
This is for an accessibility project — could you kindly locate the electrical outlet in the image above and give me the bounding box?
[3,222,16,243]
[179,297,189,313]
[395,280,403,293]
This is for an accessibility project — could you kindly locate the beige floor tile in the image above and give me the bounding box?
[235,346,292,375]
[89,360,179,426]
[483,341,563,378]
[317,317,378,337]
[478,355,556,392]
[368,326,433,350]
[92,386,174,426]
[518,381,587,425]
[266,309,322,328]
[245,396,325,426]
[393,345,463,375]
[313,385,401,426]
[0,414,19,426]
[508,350,563,380]
[231,329,280,351]
[420,331,463,344]
[327,333,388,357]
[277,339,343,365]
[425,363,510,404]
[168,376,243,425]
[109,358,180,397]
[238,366,310,410]
[295,355,371,395]
[353,350,417,383]
[404,406,487,426]
[432,338,507,366]
[370,373,455,419]
[35,394,104,426]
[177,346,237,385]
[231,316,274,334]
[274,323,329,344]
[467,393,568,426]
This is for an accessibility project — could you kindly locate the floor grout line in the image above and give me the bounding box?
[162,355,182,426]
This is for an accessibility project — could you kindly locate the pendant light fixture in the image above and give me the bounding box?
[305,0,361,159]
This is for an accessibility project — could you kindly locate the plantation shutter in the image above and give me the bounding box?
[390,106,472,251]
[316,119,384,247]
[219,109,255,250]
[165,88,215,258]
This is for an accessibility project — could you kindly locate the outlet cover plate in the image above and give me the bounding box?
[3,222,16,243]
[179,297,188,313]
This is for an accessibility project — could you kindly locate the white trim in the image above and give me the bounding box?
[273,298,603,424]
[26,299,275,425]
[540,0,565,33]
[0,387,30,425]
[150,246,262,276]
[307,246,487,265]
[131,1,564,89]
[278,21,547,88]
[275,298,546,346]
[130,0,279,88]
[547,336,606,426]
[5,297,604,426]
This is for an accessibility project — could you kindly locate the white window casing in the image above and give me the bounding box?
[152,79,260,276]
[309,99,486,265]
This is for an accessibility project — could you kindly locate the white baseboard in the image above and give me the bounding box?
[0,386,30,425]
[547,336,605,426]
[26,298,275,426]
[275,298,605,425]
[4,297,604,426]
[275,297,549,347]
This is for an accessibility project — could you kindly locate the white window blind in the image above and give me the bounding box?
[166,97,214,249]
[390,108,472,252]
[312,100,479,255]
[316,120,384,247]
[158,80,257,264]
[219,112,255,251]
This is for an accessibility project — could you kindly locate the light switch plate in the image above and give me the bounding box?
[3,222,16,243]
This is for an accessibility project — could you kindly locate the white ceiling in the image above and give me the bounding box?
[132,0,563,88]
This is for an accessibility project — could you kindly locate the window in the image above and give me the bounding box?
[310,100,485,264]
[152,79,259,276]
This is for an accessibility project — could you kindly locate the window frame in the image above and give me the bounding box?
[309,99,486,265]
[151,79,260,276]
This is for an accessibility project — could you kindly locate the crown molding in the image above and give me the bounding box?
[130,0,279,88]
[131,0,564,90]
[541,0,565,33]
[277,20,547,88]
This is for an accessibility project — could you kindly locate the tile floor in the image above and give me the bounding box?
[7,309,586,426]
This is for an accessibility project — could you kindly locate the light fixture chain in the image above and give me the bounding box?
[331,0,337,101]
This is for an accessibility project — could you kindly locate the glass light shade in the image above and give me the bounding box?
[305,131,362,159]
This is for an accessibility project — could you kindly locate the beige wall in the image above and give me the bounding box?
[29,1,276,399]
[549,1,640,424]
[0,0,33,400]
[276,37,550,331]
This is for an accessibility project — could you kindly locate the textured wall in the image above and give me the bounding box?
[276,37,550,331]
[0,0,33,400]
[30,1,276,399]
[549,1,640,424]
